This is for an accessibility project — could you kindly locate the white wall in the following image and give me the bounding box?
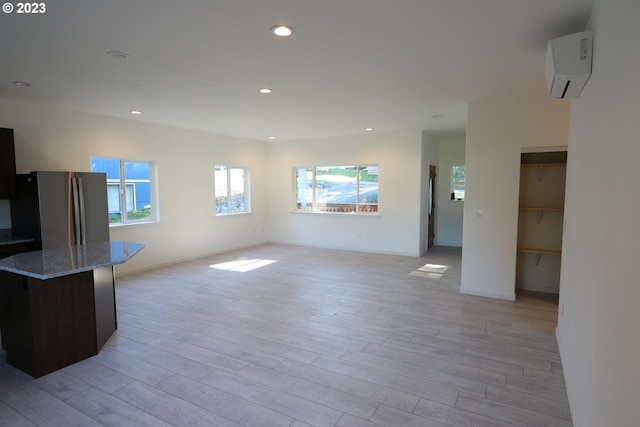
[0,97,269,275]
[558,1,640,425]
[267,131,424,256]
[436,138,465,247]
[461,93,570,300]
[2,99,434,269]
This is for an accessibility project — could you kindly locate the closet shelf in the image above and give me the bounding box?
[519,207,563,224]
[517,247,561,255]
[520,163,566,168]
[521,162,566,182]
[519,207,563,211]
[518,247,561,266]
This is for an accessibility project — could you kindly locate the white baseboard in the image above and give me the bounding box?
[459,286,516,301]
[266,239,418,257]
[555,327,580,427]
[114,240,269,277]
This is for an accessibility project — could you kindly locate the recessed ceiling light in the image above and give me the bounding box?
[365,127,374,131]
[130,110,142,115]
[268,136,276,140]
[13,81,32,87]
[259,88,272,94]
[271,25,294,37]
[107,51,130,59]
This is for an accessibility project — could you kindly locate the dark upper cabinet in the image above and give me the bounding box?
[0,128,16,199]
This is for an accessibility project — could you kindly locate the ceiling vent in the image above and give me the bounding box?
[545,31,593,99]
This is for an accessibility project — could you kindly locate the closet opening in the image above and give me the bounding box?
[516,150,567,300]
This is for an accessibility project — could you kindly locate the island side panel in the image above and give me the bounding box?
[0,270,98,378]
[93,266,117,350]
[30,271,98,377]
[0,271,35,375]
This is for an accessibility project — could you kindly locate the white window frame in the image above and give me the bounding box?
[215,165,250,216]
[293,164,379,214]
[91,157,159,226]
[451,165,465,201]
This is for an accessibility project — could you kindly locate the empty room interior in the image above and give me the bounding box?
[0,1,638,426]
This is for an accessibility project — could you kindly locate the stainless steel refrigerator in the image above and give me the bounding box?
[11,171,110,250]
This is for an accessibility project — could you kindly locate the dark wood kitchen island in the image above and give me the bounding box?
[0,240,144,377]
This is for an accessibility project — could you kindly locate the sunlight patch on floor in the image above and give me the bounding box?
[210,258,276,272]
[410,263,449,278]
[419,263,449,273]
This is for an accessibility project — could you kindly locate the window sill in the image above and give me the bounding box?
[290,210,380,217]
[109,219,161,229]
[215,211,252,217]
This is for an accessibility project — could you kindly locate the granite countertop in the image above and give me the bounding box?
[0,240,144,280]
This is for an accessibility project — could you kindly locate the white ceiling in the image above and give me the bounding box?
[0,0,593,141]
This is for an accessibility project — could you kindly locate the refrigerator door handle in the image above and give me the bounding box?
[71,176,82,245]
[77,177,87,245]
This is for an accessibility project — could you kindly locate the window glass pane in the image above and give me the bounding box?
[91,157,122,224]
[453,183,465,199]
[228,167,245,213]
[316,166,356,212]
[452,165,465,182]
[214,165,248,215]
[452,165,465,200]
[295,168,313,210]
[91,157,120,180]
[106,184,122,224]
[215,166,229,214]
[359,165,379,213]
[125,183,135,212]
[124,161,151,222]
[294,165,379,214]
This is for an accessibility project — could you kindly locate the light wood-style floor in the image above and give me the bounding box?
[0,244,571,426]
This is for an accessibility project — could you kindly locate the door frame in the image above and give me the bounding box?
[428,165,436,248]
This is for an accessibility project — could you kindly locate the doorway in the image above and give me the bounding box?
[428,165,436,248]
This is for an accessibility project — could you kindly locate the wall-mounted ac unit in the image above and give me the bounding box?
[545,30,593,99]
